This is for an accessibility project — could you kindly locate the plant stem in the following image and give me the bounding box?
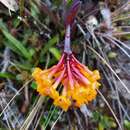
[64,25,72,54]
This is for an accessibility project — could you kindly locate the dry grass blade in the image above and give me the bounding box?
[103,36,130,59]
[0,79,32,118]
[20,96,45,130]
[74,110,84,130]
[112,16,130,23]
[1,97,22,128]
[112,0,130,17]
[108,35,130,51]
[100,64,130,121]
[112,32,130,36]
[86,45,130,94]
[0,98,12,130]
[97,89,123,130]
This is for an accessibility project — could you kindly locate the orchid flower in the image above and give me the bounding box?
[32,0,100,111]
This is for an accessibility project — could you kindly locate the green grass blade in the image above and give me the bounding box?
[44,106,57,130]
[2,30,32,60]
[49,47,61,60]
[41,36,59,56]
[0,72,15,79]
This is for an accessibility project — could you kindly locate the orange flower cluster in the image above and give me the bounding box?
[32,53,100,111]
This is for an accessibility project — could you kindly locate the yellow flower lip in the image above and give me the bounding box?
[32,53,100,111]
[32,67,42,77]
[54,96,71,111]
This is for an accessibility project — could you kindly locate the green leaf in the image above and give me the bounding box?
[93,111,100,121]
[31,2,40,18]
[2,30,32,60]
[31,82,37,89]
[124,120,130,130]
[0,72,15,79]
[13,18,21,28]
[49,47,61,60]
[41,36,59,56]
[93,111,116,129]
[14,62,32,71]
[4,41,24,56]
[98,122,104,130]
[0,19,8,31]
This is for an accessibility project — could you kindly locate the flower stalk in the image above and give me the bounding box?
[64,25,72,54]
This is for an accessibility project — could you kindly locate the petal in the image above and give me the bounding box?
[32,67,42,78]
[54,96,71,111]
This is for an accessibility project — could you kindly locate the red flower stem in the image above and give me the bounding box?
[62,87,67,96]
[67,56,74,89]
[48,54,65,77]
[64,25,72,54]
[72,66,90,85]
[72,55,93,75]
[40,66,56,74]
[52,68,66,89]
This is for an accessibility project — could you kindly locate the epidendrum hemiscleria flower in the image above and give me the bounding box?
[32,0,100,111]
